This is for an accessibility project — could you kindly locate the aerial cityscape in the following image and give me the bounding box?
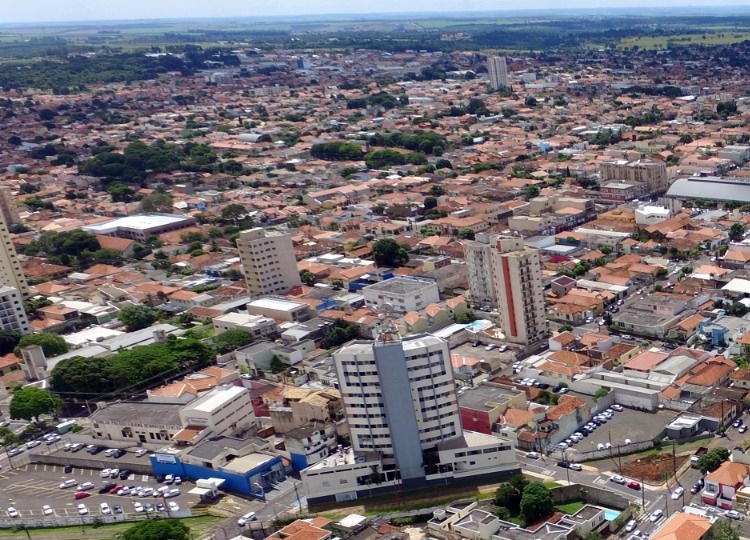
[1,4,750,540]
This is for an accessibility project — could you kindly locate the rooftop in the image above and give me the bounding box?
[185,385,248,414]
[83,213,193,233]
[91,402,182,427]
[363,276,436,295]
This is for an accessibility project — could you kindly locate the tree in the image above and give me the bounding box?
[18,333,69,357]
[269,355,287,374]
[583,533,605,540]
[321,319,360,349]
[9,387,61,423]
[494,482,522,513]
[220,203,247,223]
[524,96,538,107]
[520,482,553,524]
[0,330,21,356]
[107,182,135,203]
[139,192,174,213]
[524,185,540,200]
[428,185,445,197]
[373,238,409,267]
[655,267,668,277]
[559,324,573,332]
[423,196,438,210]
[331,278,344,290]
[50,355,116,399]
[458,227,476,240]
[0,427,20,460]
[708,518,740,540]
[593,387,610,400]
[300,270,317,286]
[122,519,190,540]
[118,305,158,331]
[212,329,254,355]
[729,222,745,242]
[698,447,730,474]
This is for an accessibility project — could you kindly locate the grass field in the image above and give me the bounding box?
[619,31,750,49]
[0,516,221,540]
[555,500,586,515]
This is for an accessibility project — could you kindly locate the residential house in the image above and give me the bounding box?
[701,461,750,509]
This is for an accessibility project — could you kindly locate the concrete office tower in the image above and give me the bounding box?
[334,334,462,483]
[237,227,302,296]
[0,286,30,335]
[487,55,509,90]
[0,186,19,225]
[0,211,29,299]
[465,234,546,345]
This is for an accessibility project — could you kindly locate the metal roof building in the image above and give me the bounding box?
[666,176,750,202]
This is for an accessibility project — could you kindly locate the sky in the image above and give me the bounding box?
[2,0,750,24]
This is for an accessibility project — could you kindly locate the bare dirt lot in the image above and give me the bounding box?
[620,453,689,483]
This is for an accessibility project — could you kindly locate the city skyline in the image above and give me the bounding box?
[3,0,750,24]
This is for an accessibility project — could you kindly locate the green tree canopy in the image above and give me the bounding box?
[494,482,522,512]
[708,518,740,540]
[300,270,317,286]
[0,427,20,452]
[520,482,554,525]
[139,192,174,213]
[729,222,745,242]
[213,329,254,355]
[9,386,61,423]
[373,238,409,267]
[118,305,158,331]
[321,319,360,349]
[310,142,363,161]
[18,333,69,357]
[122,519,190,540]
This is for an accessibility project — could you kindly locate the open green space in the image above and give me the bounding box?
[619,31,750,49]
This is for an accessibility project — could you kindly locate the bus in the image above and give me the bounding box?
[56,419,77,434]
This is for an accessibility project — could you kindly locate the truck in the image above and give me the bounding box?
[56,419,77,434]
[690,446,709,468]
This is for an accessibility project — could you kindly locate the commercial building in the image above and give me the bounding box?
[464,234,547,345]
[176,385,257,444]
[302,332,519,505]
[247,297,311,322]
[599,159,668,194]
[237,227,301,296]
[362,276,440,314]
[667,176,750,206]
[212,312,278,339]
[90,402,183,444]
[0,286,29,334]
[487,56,509,90]
[82,213,196,242]
[0,212,29,298]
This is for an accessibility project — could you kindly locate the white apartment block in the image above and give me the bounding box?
[0,286,29,334]
[362,276,440,314]
[212,312,277,339]
[487,56,509,90]
[237,227,302,296]
[465,234,546,345]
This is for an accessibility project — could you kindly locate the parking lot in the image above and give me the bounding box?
[0,462,200,518]
[561,407,675,458]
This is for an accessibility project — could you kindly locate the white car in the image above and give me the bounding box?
[568,463,583,471]
[117,487,131,496]
[611,404,624,412]
[610,475,626,484]
[42,505,53,516]
[100,468,111,477]
[237,512,257,526]
[109,468,120,478]
[650,509,664,522]
[164,488,180,498]
[524,451,540,459]
[77,482,94,492]
[485,344,495,351]
[6,507,18,518]
[671,487,684,500]
[100,503,111,515]
[133,502,144,513]
[724,510,741,520]
[26,440,41,449]
[77,504,88,515]
[625,519,637,532]
[138,487,154,497]
[168,501,179,512]
[60,479,78,489]
[135,449,148,457]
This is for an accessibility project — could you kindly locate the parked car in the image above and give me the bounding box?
[625,520,637,532]
[60,479,78,489]
[119,469,132,480]
[113,505,123,514]
[627,481,641,490]
[568,463,583,471]
[650,509,664,522]
[740,425,748,434]
[135,449,148,457]
[671,487,684,500]
[133,502,144,513]
[138,487,154,497]
[26,440,41,449]
[77,482,94,492]
[733,419,743,428]
[168,501,179,512]
[724,510,741,520]
[100,468,111,478]
[524,452,540,459]
[109,468,120,478]
[7,447,23,457]
[164,488,180,498]
[99,482,117,494]
[100,503,111,515]
[64,464,73,473]
[74,492,91,501]
[6,507,18,518]
[610,475,626,485]
[238,512,257,526]
[109,484,124,495]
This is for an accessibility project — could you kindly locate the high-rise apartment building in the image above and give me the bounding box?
[487,56,509,90]
[599,159,668,194]
[0,212,29,298]
[0,286,30,334]
[464,234,546,345]
[0,187,19,225]
[302,331,519,504]
[237,227,301,296]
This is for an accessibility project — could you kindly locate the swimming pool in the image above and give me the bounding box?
[604,509,621,521]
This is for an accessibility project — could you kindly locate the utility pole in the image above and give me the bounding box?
[293,482,301,516]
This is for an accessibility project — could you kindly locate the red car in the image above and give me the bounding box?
[74,491,91,500]
[109,484,124,494]
[627,481,641,490]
